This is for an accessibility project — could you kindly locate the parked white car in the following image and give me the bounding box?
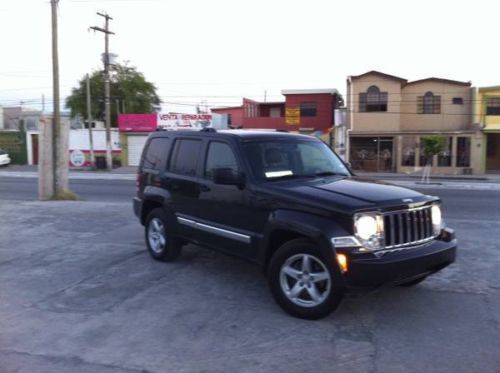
[0,149,11,166]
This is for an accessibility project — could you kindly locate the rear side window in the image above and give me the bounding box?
[169,139,202,176]
[142,138,170,170]
[204,142,239,180]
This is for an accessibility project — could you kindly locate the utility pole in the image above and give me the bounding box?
[86,74,95,168]
[90,13,114,171]
[41,0,70,200]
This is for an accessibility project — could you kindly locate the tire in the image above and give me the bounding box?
[145,208,181,262]
[397,276,427,287]
[268,238,344,320]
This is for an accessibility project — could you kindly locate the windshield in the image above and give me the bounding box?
[0,149,5,155]
[242,139,350,181]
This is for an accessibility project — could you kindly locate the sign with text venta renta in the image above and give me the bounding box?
[285,107,300,125]
[158,113,212,130]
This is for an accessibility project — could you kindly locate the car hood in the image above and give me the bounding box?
[266,176,432,213]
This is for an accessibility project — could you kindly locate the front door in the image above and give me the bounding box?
[377,137,394,172]
[194,140,256,259]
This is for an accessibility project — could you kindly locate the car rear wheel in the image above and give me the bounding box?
[145,208,181,262]
[268,238,344,319]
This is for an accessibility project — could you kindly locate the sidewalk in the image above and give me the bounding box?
[355,171,500,183]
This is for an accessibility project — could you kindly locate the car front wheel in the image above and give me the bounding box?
[145,208,181,262]
[268,238,344,319]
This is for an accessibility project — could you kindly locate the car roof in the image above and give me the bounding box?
[149,129,318,142]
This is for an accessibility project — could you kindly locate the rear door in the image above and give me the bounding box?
[163,137,204,238]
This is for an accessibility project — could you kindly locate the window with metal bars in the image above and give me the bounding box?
[359,85,388,112]
[418,92,441,114]
[486,97,500,115]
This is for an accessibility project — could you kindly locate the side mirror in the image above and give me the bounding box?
[213,168,245,187]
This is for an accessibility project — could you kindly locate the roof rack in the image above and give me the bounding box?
[200,127,217,132]
[275,129,289,133]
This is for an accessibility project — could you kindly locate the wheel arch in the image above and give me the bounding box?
[259,209,350,274]
[140,186,173,225]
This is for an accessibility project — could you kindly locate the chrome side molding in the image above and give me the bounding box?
[177,216,251,244]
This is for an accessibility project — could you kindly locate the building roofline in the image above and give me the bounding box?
[210,105,243,111]
[477,85,500,91]
[406,77,471,87]
[257,101,285,105]
[349,70,407,83]
[281,88,339,95]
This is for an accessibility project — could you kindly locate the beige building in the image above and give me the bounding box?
[472,86,500,173]
[344,71,483,174]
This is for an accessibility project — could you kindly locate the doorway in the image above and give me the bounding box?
[31,134,39,165]
[349,137,395,172]
[486,133,500,172]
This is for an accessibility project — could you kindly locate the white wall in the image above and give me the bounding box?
[26,129,121,165]
[69,129,121,151]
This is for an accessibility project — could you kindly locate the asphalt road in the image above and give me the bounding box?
[1,177,499,372]
[0,176,497,219]
[0,177,136,202]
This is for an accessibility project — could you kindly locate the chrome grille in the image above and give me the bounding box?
[384,206,434,249]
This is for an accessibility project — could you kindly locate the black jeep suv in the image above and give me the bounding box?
[133,129,456,319]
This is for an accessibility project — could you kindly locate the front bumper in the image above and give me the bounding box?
[343,229,457,286]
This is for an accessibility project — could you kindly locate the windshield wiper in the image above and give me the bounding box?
[313,171,348,177]
[266,174,314,181]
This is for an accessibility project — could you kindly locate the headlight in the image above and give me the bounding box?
[431,204,443,235]
[355,215,378,240]
[354,213,384,251]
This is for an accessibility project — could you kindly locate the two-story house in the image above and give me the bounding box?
[211,89,341,141]
[473,86,500,173]
[344,71,483,174]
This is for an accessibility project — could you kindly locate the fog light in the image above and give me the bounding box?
[336,253,348,273]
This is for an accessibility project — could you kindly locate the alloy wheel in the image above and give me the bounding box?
[148,217,166,254]
[279,253,331,308]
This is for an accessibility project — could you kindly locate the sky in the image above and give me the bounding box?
[0,0,498,114]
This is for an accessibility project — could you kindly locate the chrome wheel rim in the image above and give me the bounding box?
[279,254,331,308]
[148,218,166,254]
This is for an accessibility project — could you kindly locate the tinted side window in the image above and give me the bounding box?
[205,142,239,180]
[143,138,170,170]
[169,139,202,176]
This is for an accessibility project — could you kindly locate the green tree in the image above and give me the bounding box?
[66,63,160,126]
[421,135,447,164]
[420,135,447,183]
